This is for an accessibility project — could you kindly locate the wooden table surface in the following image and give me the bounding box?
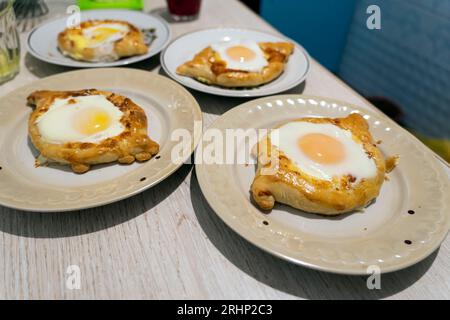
[1,0,449,300]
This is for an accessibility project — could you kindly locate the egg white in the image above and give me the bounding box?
[82,23,130,48]
[211,40,268,72]
[79,23,129,61]
[35,95,125,144]
[270,122,377,181]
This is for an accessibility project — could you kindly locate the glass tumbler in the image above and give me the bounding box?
[167,0,202,21]
[0,0,20,84]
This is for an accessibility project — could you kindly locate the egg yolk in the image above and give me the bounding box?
[68,28,122,51]
[68,34,89,51]
[90,27,122,44]
[298,133,346,165]
[226,45,256,62]
[74,108,111,135]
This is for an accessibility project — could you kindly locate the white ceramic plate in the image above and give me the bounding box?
[0,69,202,212]
[195,95,450,274]
[161,28,310,97]
[27,10,171,68]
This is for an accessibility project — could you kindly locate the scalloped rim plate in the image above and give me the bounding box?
[27,10,171,68]
[195,95,450,275]
[161,28,310,97]
[0,69,202,212]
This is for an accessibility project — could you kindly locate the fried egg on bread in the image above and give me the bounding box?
[251,114,398,215]
[176,41,294,88]
[28,89,160,174]
[58,20,148,62]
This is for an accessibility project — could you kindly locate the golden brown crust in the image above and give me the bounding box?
[251,114,395,215]
[57,20,148,62]
[176,42,295,88]
[27,89,160,174]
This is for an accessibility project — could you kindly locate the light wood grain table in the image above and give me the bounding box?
[1,0,449,300]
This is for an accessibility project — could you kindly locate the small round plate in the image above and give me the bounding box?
[0,69,202,212]
[161,28,310,97]
[195,95,450,274]
[27,10,171,68]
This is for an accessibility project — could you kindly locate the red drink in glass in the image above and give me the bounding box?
[167,0,202,21]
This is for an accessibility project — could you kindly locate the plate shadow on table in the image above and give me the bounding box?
[25,53,74,78]
[0,163,193,239]
[158,67,307,116]
[24,52,162,79]
[189,169,438,299]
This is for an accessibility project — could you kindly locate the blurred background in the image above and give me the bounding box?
[242,0,450,162]
[3,0,450,161]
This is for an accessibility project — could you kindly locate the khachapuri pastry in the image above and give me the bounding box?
[28,89,160,174]
[176,40,294,87]
[58,20,148,62]
[251,114,398,215]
